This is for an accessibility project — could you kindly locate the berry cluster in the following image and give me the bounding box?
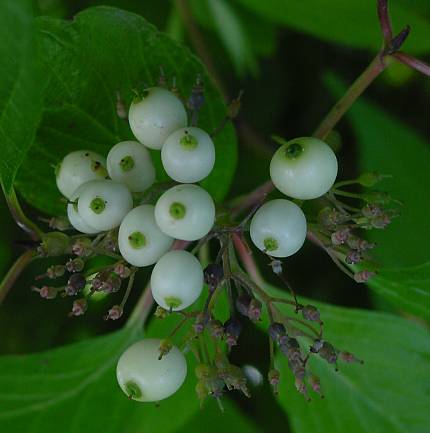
[31,77,396,405]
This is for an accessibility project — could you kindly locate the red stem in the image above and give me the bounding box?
[231,180,275,217]
[393,52,430,77]
[232,233,264,286]
[377,0,393,43]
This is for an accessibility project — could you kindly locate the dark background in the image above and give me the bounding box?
[1,1,430,431]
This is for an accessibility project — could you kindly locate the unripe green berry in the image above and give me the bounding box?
[107,141,155,192]
[128,87,187,150]
[161,127,215,183]
[270,137,338,199]
[250,199,307,258]
[151,250,204,311]
[118,205,173,267]
[56,150,107,200]
[116,339,187,402]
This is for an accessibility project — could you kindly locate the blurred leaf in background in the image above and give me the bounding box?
[233,0,430,53]
[325,74,430,321]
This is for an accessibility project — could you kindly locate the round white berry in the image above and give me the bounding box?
[67,185,99,234]
[161,127,215,183]
[270,137,338,199]
[107,141,155,192]
[118,205,174,267]
[77,180,133,231]
[56,150,107,199]
[129,87,187,150]
[151,250,204,311]
[116,339,187,402]
[250,199,307,258]
[154,184,215,241]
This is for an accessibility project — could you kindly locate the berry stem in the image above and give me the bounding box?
[282,315,320,338]
[126,240,191,328]
[169,316,189,338]
[0,249,37,305]
[3,187,44,241]
[393,52,430,77]
[120,269,137,309]
[230,180,274,217]
[306,230,355,280]
[232,233,264,287]
[313,53,387,140]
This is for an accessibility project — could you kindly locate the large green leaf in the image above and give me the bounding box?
[15,7,237,216]
[0,315,254,433]
[0,273,250,433]
[234,0,430,53]
[369,262,430,322]
[0,0,43,193]
[261,285,430,433]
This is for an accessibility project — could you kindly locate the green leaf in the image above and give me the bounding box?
[262,285,430,433]
[369,262,430,322]
[15,7,237,216]
[177,398,260,433]
[0,325,139,433]
[0,276,243,433]
[326,73,430,268]
[0,0,43,193]
[325,74,430,320]
[0,319,231,433]
[205,0,258,76]
[190,0,276,75]
[234,0,430,54]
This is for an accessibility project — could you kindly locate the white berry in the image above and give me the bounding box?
[116,339,187,402]
[77,180,133,231]
[161,127,215,183]
[250,199,307,258]
[107,141,155,192]
[118,205,174,267]
[67,185,99,234]
[151,250,203,311]
[154,184,215,241]
[129,87,187,150]
[270,137,338,199]
[56,150,107,199]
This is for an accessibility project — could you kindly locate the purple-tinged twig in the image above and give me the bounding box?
[393,52,430,77]
[377,0,393,43]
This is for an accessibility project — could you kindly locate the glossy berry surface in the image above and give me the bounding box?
[67,185,99,234]
[118,205,173,267]
[128,87,187,150]
[56,150,107,199]
[250,199,307,257]
[116,339,187,402]
[151,250,204,311]
[77,180,133,231]
[107,141,155,192]
[161,127,215,183]
[154,184,215,241]
[270,137,338,199]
